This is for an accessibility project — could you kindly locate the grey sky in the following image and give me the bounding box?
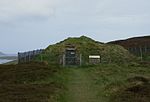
[0,0,150,53]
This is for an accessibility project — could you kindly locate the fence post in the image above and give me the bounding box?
[41,54,43,62]
[63,54,66,67]
[80,54,82,66]
[140,46,143,61]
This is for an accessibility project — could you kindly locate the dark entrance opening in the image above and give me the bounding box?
[65,44,77,65]
[62,44,82,66]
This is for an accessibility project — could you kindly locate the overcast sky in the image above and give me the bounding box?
[0,0,150,54]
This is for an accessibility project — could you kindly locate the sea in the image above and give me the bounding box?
[0,59,12,64]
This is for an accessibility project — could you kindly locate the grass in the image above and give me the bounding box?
[87,64,150,102]
[0,84,57,102]
[57,64,150,102]
[0,62,149,102]
[63,68,102,102]
[0,62,65,102]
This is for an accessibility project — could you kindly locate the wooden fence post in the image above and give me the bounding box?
[80,54,82,66]
[63,54,66,67]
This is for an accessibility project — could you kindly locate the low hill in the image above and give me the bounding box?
[35,36,135,65]
[108,36,150,61]
[108,36,150,47]
[0,52,5,56]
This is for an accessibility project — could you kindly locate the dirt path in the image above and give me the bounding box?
[65,68,99,102]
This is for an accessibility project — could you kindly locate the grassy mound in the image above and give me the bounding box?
[35,36,135,65]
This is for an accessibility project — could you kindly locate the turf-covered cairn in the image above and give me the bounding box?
[35,36,135,65]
